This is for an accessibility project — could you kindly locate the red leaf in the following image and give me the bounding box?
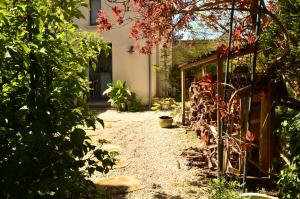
[246,36,260,45]
[220,110,226,118]
[233,28,242,38]
[112,6,122,17]
[217,44,228,55]
[246,130,257,142]
[203,75,213,83]
[96,10,112,31]
[198,82,212,87]
[200,134,209,143]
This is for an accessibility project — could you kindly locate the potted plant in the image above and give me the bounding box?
[103,80,131,111]
[103,80,143,112]
[151,98,178,128]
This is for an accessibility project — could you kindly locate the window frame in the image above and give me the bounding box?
[90,0,101,26]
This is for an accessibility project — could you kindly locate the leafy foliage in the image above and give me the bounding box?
[151,97,177,111]
[277,113,300,158]
[277,155,300,199]
[103,80,143,112]
[0,1,114,198]
[209,178,244,199]
[172,40,218,66]
[97,0,277,54]
[263,1,300,196]
[127,92,144,112]
[276,113,300,198]
[261,0,300,98]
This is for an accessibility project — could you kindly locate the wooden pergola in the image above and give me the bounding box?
[179,46,254,125]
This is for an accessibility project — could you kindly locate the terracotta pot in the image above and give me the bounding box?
[159,116,173,128]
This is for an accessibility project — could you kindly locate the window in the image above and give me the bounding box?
[90,0,101,25]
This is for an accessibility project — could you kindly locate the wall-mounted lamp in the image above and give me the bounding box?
[128,45,135,53]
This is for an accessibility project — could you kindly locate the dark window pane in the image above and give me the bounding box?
[90,0,101,25]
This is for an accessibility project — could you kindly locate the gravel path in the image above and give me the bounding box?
[87,109,208,199]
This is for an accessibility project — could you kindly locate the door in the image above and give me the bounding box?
[89,45,112,100]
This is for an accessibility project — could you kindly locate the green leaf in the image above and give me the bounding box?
[20,43,31,54]
[97,118,104,128]
[86,117,96,130]
[70,128,86,146]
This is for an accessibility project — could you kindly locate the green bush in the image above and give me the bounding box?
[277,155,300,199]
[276,113,300,199]
[103,80,143,112]
[0,1,114,198]
[209,178,244,199]
[128,92,144,112]
[151,97,177,111]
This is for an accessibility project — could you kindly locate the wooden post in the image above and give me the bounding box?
[181,69,186,125]
[259,86,271,175]
[217,55,224,177]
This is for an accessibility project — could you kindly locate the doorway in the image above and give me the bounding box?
[89,44,112,101]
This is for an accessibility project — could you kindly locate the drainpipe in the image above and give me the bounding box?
[156,45,160,96]
[148,53,152,109]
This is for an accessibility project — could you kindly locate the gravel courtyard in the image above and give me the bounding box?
[86,109,209,199]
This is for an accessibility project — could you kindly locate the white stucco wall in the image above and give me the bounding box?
[74,1,159,104]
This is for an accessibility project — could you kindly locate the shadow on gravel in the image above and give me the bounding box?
[153,191,184,199]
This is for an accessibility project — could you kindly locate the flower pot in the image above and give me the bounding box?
[159,116,173,128]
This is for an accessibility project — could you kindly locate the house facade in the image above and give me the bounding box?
[74,0,170,104]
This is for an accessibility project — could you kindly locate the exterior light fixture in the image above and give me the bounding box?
[128,45,135,53]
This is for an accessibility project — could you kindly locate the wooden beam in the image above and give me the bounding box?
[179,53,218,70]
[178,46,255,71]
[181,69,186,125]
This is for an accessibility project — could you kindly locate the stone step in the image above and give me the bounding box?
[101,144,122,153]
[113,159,129,169]
[95,176,144,195]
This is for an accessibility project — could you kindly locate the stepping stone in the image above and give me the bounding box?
[105,122,114,128]
[113,159,129,169]
[101,144,122,153]
[95,176,144,195]
[86,131,100,137]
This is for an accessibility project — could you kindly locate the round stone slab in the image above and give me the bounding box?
[95,176,144,195]
[113,159,129,169]
[101,144,122,153]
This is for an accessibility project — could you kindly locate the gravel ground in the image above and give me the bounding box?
[87,109,209,199]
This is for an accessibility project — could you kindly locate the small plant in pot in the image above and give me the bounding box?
[151,97,178,128]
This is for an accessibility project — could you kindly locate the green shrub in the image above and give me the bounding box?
[151,97,177,111]
[277,155,300,199]
[128,92,144,112]
[209,178,244,199]
[276,113,300,199]
[103,80,143,112]
[0,1,114,198]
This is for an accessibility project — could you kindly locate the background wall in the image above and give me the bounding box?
[74,1,160,104]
